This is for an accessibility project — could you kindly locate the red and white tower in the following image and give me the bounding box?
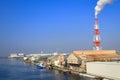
[93,17,102,50]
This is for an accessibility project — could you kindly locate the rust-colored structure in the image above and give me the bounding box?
[73,50,120,61]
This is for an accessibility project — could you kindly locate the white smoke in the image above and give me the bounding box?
[95,0,112,18]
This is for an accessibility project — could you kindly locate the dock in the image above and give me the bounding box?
[53,67,70,73]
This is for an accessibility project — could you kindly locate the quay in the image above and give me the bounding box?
[53,67,70,73]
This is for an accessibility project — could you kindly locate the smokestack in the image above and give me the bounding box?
[93,18,101,50]
[93,0,112,50]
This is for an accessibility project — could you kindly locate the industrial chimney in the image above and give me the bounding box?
[93,17,102,50]
[93,0,112,50]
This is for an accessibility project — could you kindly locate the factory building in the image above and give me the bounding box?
[86,62,120,80]
[67,50,120,72]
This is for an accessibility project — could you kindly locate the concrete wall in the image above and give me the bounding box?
[86,62,120,80]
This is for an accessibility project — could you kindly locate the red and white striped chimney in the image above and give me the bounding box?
[93,17,102,50]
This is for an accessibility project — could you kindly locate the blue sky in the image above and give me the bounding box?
[0,0,120,56]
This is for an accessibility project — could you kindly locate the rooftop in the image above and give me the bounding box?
[87,62,120,65]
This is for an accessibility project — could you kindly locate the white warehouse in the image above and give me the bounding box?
[86,62,120,80]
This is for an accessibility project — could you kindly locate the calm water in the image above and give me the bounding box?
[0,58,89,80]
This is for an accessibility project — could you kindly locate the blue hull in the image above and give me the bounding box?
[36,65,45,69]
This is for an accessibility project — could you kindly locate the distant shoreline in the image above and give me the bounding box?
[0,57,8,59]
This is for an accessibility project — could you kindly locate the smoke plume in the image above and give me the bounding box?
[95,0,112,18]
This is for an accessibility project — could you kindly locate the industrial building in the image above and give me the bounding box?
[86,62,120,80]
[67,50,120,73]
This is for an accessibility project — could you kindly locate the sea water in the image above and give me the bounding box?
[0,58,89,80]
